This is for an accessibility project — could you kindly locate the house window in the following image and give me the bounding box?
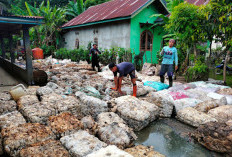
[94,37,98,46]
[140,30,153,51]
[75,38,79,49]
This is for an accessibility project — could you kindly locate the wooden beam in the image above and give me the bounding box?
[23,26,33,85]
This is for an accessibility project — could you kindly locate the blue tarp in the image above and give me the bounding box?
[144,81,169,91]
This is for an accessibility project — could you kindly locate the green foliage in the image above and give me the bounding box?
[65,0,84,21]
[40,45,56,57]
[55,47,89,62]
[11,0,67,49]
[166,0,184,12]
[165,3,202,49]
[185,57,209,82]
[209,0,232,49]
[85,0,110,9]
[98,47,132,65]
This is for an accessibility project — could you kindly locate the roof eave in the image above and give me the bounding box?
[62,16,131,30]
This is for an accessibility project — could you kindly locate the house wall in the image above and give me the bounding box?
[130,4,166,64]
[62,20,131,50]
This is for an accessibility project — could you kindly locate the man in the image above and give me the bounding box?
[160,39,178,87]
[89,44,101,72]
[109,62,137,97]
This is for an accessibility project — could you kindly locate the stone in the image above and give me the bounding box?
[0,111,26,129]
[75,92,108,119]
[0,100,17,115]
[1,123,55,156]
[36,86,54,96]
[194,121,232,154]
[81,116,98,135]
[195,98,227,113]
[60,130,107,157]
[48,112,83,138]
[0,92,12,101]
[87,145,133,157]
[176,107,217,127]
[174,98,203,113]
[208,105,232,123]
[113,96,159,131]
[19,140,70,157]
[217,88,232,95]
[145,90,174,118]
[125,145,165,157]
[97,112,137,148]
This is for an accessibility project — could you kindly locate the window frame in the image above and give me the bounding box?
[140,30,153,51]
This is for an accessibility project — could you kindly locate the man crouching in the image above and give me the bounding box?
[109,62,137,97]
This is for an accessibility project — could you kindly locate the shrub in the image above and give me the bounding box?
[185,58,209,82]
[40,45,56,57]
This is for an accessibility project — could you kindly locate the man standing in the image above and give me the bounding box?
[89,44,101,72]
[160,39,178,87]
[109,62,137,97]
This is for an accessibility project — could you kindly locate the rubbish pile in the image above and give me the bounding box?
[0,57,231,156]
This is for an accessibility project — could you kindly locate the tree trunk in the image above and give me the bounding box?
[223,51,231,84]
[193,44,197,58]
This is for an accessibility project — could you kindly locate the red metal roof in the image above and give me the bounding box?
[62,0,154,28]
[185,0,209,6]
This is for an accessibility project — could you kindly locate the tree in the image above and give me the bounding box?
[85,0,110,9]
[65,0,84,21]
[165,3,202,58]
[208,0,232,84]
[15,0,67,49]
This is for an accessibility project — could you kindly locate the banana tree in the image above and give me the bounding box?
[23,0,66,48]
[65,0,84,21]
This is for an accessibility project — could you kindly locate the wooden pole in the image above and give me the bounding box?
[9,35,15,63]
[150,44,153,64]
[0,36,5,59]
[23,26,33,85]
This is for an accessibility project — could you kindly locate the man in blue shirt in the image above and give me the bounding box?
[109,62,137,97]
[89,44,101,72]
[160,39,178,87]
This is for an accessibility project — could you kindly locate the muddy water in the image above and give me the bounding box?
[135,118,224,157]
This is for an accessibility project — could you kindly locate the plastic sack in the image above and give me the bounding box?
[143,81,169,91]
[169,92,189,100]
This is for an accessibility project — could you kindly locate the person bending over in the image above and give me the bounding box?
[109,62,137,97]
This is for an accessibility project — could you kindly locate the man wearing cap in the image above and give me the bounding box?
[109,62,137,97]
[160,39,178,87]
[89,44,101,72]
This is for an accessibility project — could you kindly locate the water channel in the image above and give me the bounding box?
[135,118,224,157]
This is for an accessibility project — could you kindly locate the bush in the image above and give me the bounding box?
[99,47,132,65]
[40,45,56,57]
[54,47,89,63]
[185,58,209,82]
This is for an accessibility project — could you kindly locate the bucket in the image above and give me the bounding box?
[32,48,44,59]
[10,84,27,101]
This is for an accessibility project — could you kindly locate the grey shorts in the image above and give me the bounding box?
[160,64,174,77]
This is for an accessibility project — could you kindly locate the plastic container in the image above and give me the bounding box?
[10,84,27,101]
[32,48,44,59]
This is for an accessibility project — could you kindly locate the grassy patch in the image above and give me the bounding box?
[209,69,232,87]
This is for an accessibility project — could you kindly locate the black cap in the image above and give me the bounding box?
[108,62,115,69]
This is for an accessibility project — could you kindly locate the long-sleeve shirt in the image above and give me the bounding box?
[160,46,178,65]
